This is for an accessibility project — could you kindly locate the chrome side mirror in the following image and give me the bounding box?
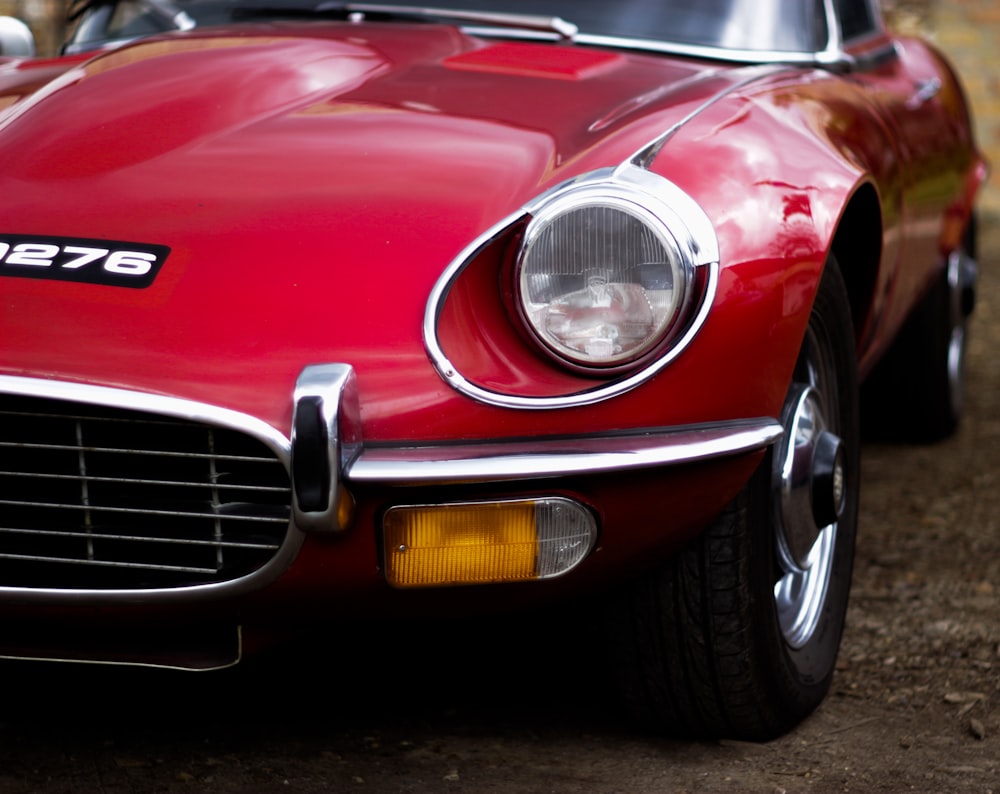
[0,17,35,57]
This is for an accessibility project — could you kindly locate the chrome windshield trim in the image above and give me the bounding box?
[571,33,852,69]
[423,165,720,410]
[348,418,782,485]
[0,374,302,606]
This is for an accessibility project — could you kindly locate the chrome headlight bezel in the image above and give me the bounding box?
[514,183,698,373]
[424,165,720,410]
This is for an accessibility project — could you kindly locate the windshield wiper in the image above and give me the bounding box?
[232,1,577,40]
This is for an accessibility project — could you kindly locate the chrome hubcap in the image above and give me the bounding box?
[773,328,845,649]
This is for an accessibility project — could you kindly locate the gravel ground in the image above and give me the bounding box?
[1,224,998,794]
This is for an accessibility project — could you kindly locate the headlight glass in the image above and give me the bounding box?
[517,197,687,368]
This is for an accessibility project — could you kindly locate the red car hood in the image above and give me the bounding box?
[0,24,745,437]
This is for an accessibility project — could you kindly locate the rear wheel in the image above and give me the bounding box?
[610,260,859,739]
[862,223,977,442]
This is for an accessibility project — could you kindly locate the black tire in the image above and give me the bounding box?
[861,221,977,443]
[609,260,860,740]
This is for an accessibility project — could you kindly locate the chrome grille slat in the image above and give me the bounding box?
[0,469,288,493]
[0,526,282,549]
[0,440,276,463]
[0,552,227,575]
[0,499,290,522]
[2,408,203,422]
[0,394,292,590]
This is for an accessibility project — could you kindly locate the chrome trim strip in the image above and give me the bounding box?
[0,639,243,673]
[0,375,291,457]
[572,33,852,70]
[423,165,720,409]
[348,418,782,484]
[528,166,719,265]
[0,626,243,671]
[627,65,790,171]
[0,374,302,606]
[0,648,243,672]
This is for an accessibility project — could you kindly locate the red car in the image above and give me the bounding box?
[0,0,985,738]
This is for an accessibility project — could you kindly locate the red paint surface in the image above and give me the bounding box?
[0,22,985,633]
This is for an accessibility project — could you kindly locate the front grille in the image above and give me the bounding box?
[0,394,291,590]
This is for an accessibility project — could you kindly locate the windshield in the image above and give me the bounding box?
[67,0,835,56]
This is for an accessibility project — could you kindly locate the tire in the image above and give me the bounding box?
[609,260,859,740]
[861,222,977,443]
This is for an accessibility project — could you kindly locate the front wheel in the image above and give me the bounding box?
[609,260,859,740]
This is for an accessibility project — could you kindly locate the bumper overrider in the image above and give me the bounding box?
[0,367,781,604]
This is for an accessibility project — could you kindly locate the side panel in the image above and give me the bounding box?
[843,37,983,353]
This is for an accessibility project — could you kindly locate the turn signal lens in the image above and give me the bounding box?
[383,498,596,588]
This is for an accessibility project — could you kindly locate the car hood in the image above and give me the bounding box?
[0,24,738,212]
[0,24,746,436]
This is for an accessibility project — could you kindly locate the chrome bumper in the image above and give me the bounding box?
[0,369,781,604]
[348,420,782,485]
[0,367,783,532]
[291,364,782,533]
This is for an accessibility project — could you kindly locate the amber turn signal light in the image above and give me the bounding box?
[382,498,596,588]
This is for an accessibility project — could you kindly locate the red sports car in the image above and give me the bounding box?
[0,0,985,738]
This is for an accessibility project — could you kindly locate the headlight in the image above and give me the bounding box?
[424,165,719,409]
[516,191,692,369]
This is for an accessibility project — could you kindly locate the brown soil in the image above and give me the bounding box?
[1,221,998,793]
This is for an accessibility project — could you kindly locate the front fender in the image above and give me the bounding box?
[647,69,880,411]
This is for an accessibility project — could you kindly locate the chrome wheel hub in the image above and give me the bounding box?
[775,386,845,573]
[773,328,847,649]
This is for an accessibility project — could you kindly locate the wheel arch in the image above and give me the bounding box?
[828,181,883,351]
